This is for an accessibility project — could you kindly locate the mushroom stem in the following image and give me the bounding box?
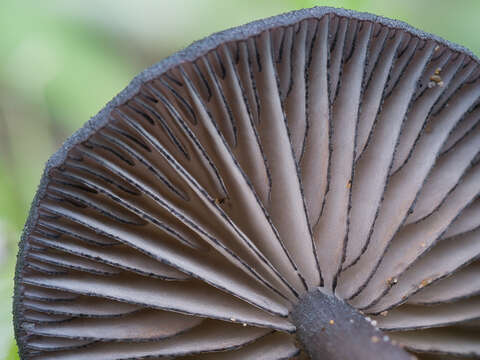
[291,288,412,360]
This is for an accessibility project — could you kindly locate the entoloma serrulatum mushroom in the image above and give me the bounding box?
[13,7,480,360]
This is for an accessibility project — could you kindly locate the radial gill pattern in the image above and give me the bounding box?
[14,7,480,360]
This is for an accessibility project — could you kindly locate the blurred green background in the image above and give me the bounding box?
[1,0,479,358]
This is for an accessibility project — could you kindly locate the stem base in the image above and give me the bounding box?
[291,288,411,360]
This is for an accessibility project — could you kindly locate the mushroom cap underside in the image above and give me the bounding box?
[13,6,480,360]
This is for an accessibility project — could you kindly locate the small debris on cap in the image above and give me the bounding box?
[419,278,432,288]
[428,73,444,88]
[214,198,226,205]
[386,277,398,286]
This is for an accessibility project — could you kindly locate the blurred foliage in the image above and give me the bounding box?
[1,0,479,358]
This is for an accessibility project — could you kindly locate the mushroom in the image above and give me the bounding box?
[13,6,480,360]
